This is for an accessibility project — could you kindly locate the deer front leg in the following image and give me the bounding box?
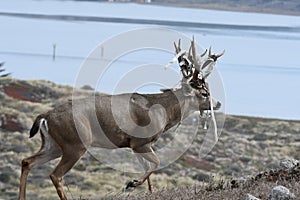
[126,145,160,191]
[134,151,155,192]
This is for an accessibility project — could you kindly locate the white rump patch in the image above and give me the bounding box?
[39,118,53,151]
[40,118,48,134]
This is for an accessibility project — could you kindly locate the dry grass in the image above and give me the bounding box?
[110,166,300,200]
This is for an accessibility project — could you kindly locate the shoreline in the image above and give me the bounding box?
[140,2,300,17]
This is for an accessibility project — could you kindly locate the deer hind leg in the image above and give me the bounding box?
[18,145,62,200]
[126,145,160,191]
[49,145,86,200]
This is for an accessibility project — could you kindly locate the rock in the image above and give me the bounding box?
[192,172,210,182]
[243,193,260,200]
[0,173,10,183]
[240,156,251,163]
[203,155,215,162]
[280,158,299,170]
[252,134,268,141]
[268,185,295,200]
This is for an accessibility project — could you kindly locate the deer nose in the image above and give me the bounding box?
[214,101,221,110]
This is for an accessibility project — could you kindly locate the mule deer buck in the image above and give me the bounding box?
[18,38,224,200]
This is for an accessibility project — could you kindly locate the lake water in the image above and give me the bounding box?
[0,0,300,120]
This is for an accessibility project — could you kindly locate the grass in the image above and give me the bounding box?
[109,165,300,199]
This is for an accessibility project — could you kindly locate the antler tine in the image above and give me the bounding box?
[215,50,225,58]
[203,61,215,79]
[188,44,192,59]
[200,49,207,57]
[208,46,212,57]
[173,39,181,54]
[201,58,213,70]
[173,41,178,53]
[191,37,200,81]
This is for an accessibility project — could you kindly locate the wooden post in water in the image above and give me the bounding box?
[52,44,56,61]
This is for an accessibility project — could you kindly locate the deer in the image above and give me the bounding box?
[18,38,224,200]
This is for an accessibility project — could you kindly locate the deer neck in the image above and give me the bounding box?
[163,89,195,131]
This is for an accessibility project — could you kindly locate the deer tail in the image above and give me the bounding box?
[29,115,46,138]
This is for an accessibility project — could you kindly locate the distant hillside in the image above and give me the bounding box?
[151,0,300,15]
[0,78,300,199]
[62,0,300,15]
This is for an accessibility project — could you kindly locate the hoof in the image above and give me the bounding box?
[126,179,139,189]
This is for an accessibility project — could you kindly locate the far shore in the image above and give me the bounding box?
[141,2,300,16]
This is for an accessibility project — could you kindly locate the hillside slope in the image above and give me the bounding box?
[66,0,300,15]
[151,0,300,16]
[0,78,299,199]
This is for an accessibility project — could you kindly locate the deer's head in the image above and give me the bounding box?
[174,38,224,113]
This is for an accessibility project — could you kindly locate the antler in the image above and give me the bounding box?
[191,37,200,81]
[209,47,225,61]
[202,48,225,78]
[165,39,186,70]
[171,38,224,82]
[208,46,212,57]
[190,37,208,81]
[215,50,225,58]
[200,49,207,57]
[188,45,193,61]
[173,39,181,54]
[172,39,194,79]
